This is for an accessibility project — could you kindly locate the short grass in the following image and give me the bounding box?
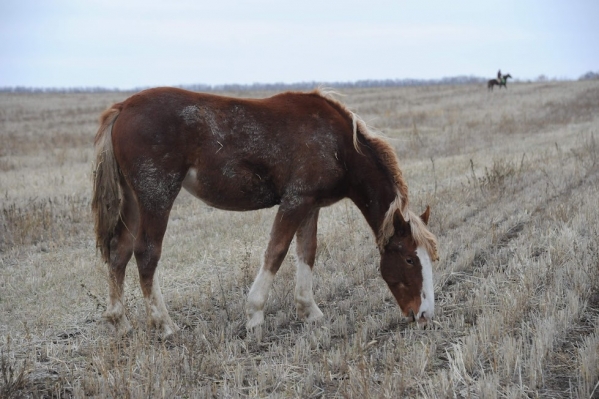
[1,81,598,398]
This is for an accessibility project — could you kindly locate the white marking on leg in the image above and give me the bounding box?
[416,246,435,323]
[104,297,124,321]
[104,278,132,336]
[295,259,324,321]
[104,296,132,336]
[145,271,179,337]
[246,267,275,329]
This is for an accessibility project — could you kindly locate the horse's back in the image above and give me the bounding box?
[112,87,351,148]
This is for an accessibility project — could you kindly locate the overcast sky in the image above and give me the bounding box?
[1,0,597,89]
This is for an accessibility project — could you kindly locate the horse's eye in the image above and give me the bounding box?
[406,258,414,265]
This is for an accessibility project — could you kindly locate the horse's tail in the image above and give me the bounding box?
[92,105,123,263]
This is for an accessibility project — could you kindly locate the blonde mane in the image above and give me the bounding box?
[315,89,439,261]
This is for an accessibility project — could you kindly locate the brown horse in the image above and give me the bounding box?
[92,87,439,337]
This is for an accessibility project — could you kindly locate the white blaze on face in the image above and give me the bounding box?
[415,246,434,322]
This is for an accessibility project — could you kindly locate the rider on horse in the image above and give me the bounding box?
[488,70,511,90]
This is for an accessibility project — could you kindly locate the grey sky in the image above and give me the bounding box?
[1,0,597,89]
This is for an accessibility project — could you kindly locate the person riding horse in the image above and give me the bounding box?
[488,71,512,90]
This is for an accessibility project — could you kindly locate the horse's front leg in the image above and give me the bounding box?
[246,202,314,329]
[294,209,324,322]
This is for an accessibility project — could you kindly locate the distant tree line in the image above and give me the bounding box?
[0,76,487,93]
[0,86,123,93]
[578,71,599,81]
[182,75,488,93]
[1,72,597,93]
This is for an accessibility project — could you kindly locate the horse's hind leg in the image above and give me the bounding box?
[294,209,324,322]
[104,185,138,336]
[134,209,179,338]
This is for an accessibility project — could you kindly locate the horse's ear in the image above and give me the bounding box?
[393,210,409,232]
[420,205,431,225]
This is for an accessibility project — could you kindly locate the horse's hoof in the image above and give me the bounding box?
[116,322,133,338]
[160,323,180,339]
[297,303,324,322]
[306,308,324,322]
[246,310,264,330]
[104,311,133,338]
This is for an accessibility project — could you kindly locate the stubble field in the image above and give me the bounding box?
[1,81,598,398]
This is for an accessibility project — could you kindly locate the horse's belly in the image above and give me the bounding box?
[182,167,280,211]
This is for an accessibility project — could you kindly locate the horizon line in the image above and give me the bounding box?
[1,72,597,93]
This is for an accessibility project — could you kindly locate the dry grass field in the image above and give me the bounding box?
[1,81,598,398]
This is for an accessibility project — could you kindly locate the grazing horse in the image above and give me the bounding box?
[92,87,439,338]
[488,73,512,90]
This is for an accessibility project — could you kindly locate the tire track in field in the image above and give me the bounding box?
[535,166,599,397]
[429,160,599,384]
[442,160,597,288]
[544,287,599,397]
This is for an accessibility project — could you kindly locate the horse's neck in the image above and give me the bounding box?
[347,152,398,236]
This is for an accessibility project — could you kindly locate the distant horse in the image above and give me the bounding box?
[488,73,512,90]
[92,87,439,338]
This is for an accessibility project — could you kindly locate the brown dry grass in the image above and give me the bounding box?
[1,81,599,398]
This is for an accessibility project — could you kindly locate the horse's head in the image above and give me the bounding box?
[380,206,435,326]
